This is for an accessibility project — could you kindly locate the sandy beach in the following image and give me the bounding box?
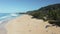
[3,14,60,34]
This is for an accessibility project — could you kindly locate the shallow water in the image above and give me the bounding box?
[0,13,21,34]
[0,13,20,21]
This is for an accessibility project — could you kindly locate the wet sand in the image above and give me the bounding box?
[0,21,7,34]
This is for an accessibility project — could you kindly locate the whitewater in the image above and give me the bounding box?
[0,13,20,34]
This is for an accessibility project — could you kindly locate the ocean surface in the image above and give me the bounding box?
[0,13,21,34]
[0,13,21,21]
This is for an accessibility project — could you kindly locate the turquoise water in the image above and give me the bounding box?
[0,13,22,34]
[0,13,21,34]
[0,13,21,21]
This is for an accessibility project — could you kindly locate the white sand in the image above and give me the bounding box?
[5,14,60,34]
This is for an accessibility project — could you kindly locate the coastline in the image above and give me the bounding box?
[2,14,60,34]
[0,14,23,34]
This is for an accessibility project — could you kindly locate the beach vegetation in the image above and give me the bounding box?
[26,3,60,27]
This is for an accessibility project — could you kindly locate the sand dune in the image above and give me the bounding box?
[5,14,60,34]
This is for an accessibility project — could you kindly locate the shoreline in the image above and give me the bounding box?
[0,14,59,34]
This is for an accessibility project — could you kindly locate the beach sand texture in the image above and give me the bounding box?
[5,14,60,34]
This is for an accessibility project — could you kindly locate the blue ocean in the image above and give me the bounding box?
[0,13,20,21]
[0,13,21,27]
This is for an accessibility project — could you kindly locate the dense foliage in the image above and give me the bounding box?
[27,3,60,27]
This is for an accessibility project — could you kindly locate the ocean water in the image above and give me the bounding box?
[0,13,20,21]
[0,13,21,34]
